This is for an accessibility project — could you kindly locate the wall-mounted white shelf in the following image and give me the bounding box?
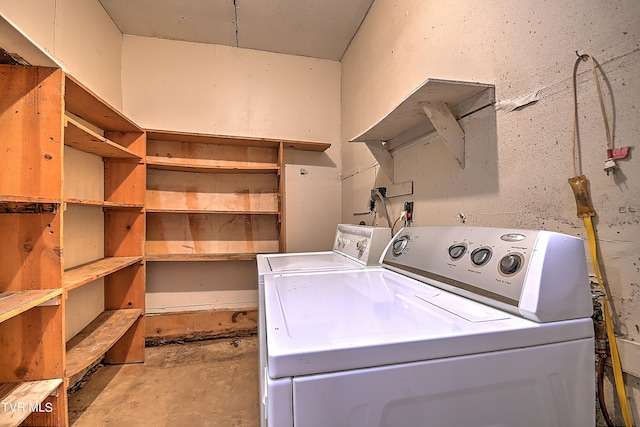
[349,78,494,180]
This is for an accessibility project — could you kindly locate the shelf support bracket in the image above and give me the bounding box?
[37,294,61,307]
[420,101,466,168]
[364,140,395,182]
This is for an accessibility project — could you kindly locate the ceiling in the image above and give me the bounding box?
[98,0,375,61]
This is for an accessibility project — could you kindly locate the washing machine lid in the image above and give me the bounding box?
[256,252,365,283]
[257,224,391,281]
[266,252,362,273]
[264,268,593,378]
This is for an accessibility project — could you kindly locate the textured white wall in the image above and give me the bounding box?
[121,35,340,143]
[121,35,342,310]
[341,1,640,424]
[121,35,342,254]
[0,0,123,108]
[0,0,56,54]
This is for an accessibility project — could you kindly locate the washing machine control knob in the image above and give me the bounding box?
[448,243,467,260]
[470,247,492,266]
[356,239,367,257]
[499,253,523,275]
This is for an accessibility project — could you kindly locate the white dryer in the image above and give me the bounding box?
[261,226,595,427]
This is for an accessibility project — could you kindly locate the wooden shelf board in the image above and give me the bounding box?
[64,198,144,209]
[281,140,331,152]
[146,129,330,152]
[64,115,142,160]
[66,309,142,378]
[0,202,59,214]
[0,289,63,324]
[0,195,61,205]
[145,208,280,215]
[145,253,264,262]
[63,256,143,291]
[146,211,280,255]
[147,130,278,147]
[0,196,60,214]
[146,158,279,174]
[0,379,63,427]
[64,74,142,133]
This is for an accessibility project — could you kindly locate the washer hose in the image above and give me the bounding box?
[369,188,393,229]
[569,53,634,427]
[598,355,615,427]
[585,216,633,427]
[594,296,615,427]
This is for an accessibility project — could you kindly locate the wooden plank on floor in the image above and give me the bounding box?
[66,309,142,378]
[0,379,62,427]
[145,309,258,345]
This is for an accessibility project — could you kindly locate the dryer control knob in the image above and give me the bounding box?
[392,235,410,256]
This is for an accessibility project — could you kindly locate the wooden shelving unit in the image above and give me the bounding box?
[143,130,330,318]
[0,64,67,427]
[146,131,280,261]
[145,130,330,263]
[62,72,146,398]
[0,64,145,426]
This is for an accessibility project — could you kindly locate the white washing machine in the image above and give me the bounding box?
[257,224,391,425]
[261,226,595,427]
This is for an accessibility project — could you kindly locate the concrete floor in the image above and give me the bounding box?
[68,336,259,427]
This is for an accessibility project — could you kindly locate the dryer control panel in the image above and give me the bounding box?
[381,226,592,323]
[332,224,391,266]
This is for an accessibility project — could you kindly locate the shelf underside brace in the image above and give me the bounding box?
[351,79,495,181]
[363,140,394,180]
[421,101,465,168]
